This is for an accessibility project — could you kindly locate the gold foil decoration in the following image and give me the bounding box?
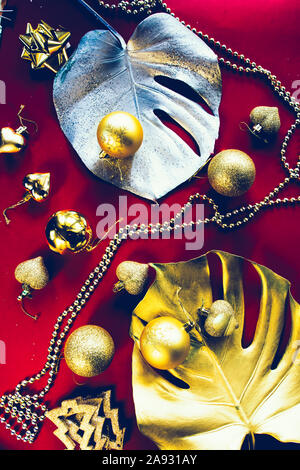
[130,250,300,450]
[2,172,50,224]
[19,20,71,73]
[46,391,125,450]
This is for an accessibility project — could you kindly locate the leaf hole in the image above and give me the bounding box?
[154,109,200,156]
[241,262,262,349]
[207,252,224,302]
[154,75,214,116]
[271,296,291,370]
[157,369,190,389]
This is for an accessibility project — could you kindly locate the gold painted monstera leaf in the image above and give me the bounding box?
[130,250,300,450]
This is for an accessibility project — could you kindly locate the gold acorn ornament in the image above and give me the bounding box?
[208,149,256,197]
[199,300,239,337]
[140,316,193,370]
[2,172,50,224]
[64,325,115,377]
[249,106,281,142]
[97,111,143,159]
[14,256,49,320]
[113,261,149,295]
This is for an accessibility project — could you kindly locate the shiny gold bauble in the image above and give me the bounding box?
[204,300,238,337]
[45,210,92,255]
[64,325,115,377]
[208,149,256,197]
[97,111,143,159]
[140,316,191,370]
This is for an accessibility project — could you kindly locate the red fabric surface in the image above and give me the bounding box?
[0,0,299,450]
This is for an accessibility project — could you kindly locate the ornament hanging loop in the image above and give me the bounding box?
[113,280,125,293]
[17,105,38,135]
[17,284,39,321]
[86,217,124,252]
[239,121,269,144]
[2,192,32,225]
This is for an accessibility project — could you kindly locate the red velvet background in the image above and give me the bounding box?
[0,0,299,451]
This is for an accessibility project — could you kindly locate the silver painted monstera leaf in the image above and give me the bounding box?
[53,13,222,200]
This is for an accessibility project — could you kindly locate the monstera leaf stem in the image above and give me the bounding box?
[76,0,126,48]
[205,343,254,440]
[124,51,141,121]
[191,323,254,442]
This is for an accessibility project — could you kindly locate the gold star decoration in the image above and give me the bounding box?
[19,20,71,73]
[45,391,126,450]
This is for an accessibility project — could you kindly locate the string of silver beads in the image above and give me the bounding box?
[1,0,299,443]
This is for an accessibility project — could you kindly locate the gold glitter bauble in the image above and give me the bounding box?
[208,149,256,197]
[45,210,92,255]
[97,111,143,159]
[64,325,115,377]
[140,316,191,370]
[250,106,281,137]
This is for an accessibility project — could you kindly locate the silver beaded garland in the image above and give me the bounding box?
[1,0,299,444]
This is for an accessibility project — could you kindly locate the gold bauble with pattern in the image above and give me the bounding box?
[97,111,143,159]
[45,210,92,255]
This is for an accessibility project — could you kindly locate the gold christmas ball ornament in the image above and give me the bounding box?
[200,300,238,338]
[208,149,256,197]
[140,316,191,370]
[250,106,281,141]
[64,325,115,377]
[45,210,92,255]
[97,111,143,159]
[113,261,149,295]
